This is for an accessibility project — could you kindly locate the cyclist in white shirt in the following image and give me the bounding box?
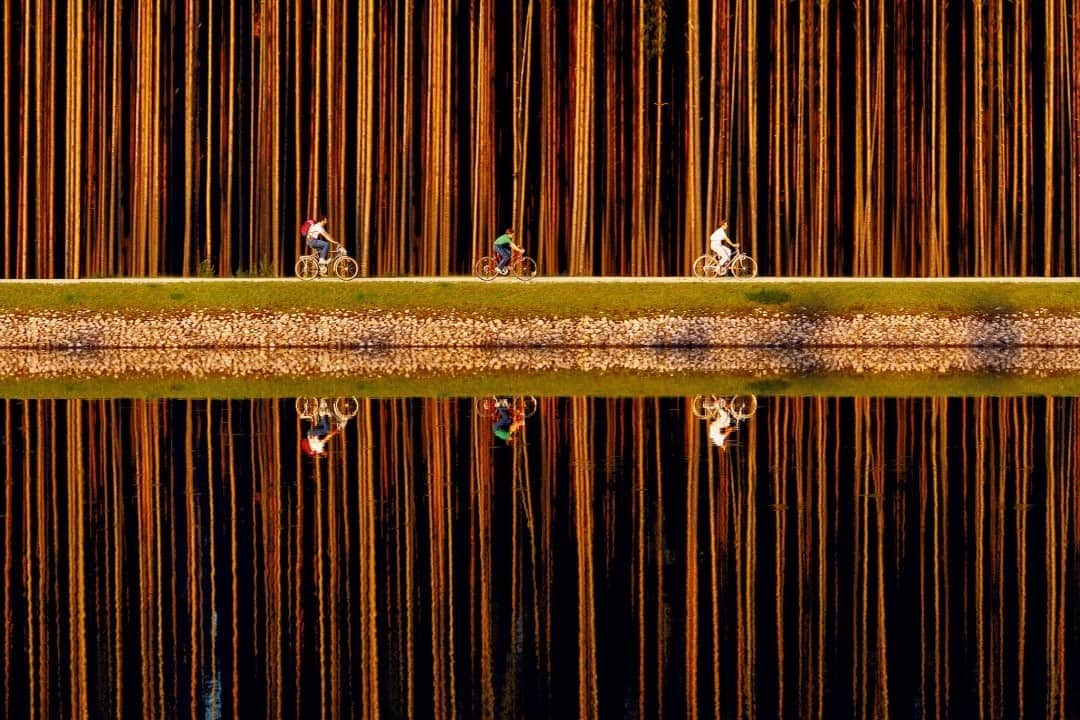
[709,221,736,268]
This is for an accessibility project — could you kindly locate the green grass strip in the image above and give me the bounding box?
[2,278,1080,318]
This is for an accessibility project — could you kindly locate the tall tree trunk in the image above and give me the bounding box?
[569,0,595,275]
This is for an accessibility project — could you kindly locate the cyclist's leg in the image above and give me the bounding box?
[495,244,510,270]
[308,237,329,260]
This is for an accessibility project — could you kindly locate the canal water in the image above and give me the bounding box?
[0,395,1077,718]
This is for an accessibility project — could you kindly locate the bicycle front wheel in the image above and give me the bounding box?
[296,397,320,418]
[690,395,709,419]
[513,256,537,282]
[333,256,359,280]
[731,254,758,279]
[474,257,498,281]
[517,396,539,418]
[295,256,320,280]
[477,397,498,417]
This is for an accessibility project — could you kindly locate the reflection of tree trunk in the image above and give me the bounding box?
[570,398,598,718]
[2,397,1080,715]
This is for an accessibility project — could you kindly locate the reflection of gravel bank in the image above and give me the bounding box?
[4,346,1080,380]
[2,309,1080,349]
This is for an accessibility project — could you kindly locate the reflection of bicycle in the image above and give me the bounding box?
[296,397,360,423]
[295,241,359,281]
[691,394,757,420]
[692,248,758,279]
[477,396,538,419]
[474,249,537,282]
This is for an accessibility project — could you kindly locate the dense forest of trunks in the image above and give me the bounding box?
[0,1,1077,278]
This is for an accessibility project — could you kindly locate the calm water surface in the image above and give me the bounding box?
[0,396,1077,718]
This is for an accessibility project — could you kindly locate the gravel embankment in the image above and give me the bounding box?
[2,308,1080,349]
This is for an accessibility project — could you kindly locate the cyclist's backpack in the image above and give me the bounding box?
[300,219,313,237]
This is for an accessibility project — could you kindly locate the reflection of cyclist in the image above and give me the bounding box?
[301,413,341,457]
[707,405,737,448]
[493,227,522,274]
[492,403,525,442]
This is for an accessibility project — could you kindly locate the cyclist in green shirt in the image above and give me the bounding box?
[493,227,523,274]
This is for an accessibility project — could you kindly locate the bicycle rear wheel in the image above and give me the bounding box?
[334,396,360,419]
[295,256,320,280]
[513,256,537,281]
[692,255,711,278]
[731,254,758,279]
[333,256,359,280]
[690,395,709,419]
[474,257,498,281]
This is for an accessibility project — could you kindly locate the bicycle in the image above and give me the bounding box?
[692,247,758,279]
[295,240,359,281]
[474,249,537,282]
[476,396,538,419]
[690,394,758,421]
[295,397,361,424]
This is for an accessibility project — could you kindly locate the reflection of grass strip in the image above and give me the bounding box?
[5,371,1080,399]
[1,278,1080,317]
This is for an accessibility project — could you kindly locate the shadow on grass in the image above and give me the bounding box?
[744,288,791,305]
